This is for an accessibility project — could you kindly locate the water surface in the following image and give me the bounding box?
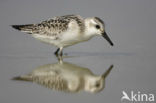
[0,0,156,103]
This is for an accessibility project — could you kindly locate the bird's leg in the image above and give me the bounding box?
[59,47,63,56]
[54,47,63,56]
[54,48,60,55]
[57,55,63,64]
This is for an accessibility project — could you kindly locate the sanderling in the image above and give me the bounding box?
[11,15,114,56]
[12,58,113,93]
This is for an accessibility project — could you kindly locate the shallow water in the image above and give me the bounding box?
[0,0,156,103]
[0,51,155,103]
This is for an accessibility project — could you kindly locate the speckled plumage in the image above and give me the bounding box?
[14,15,84,39]
[33,73,68,91]
[12,59,113,93]
[11,14,114,55]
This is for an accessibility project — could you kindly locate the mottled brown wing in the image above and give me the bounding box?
[12,15,84,40]
[32,70,69,92]
[34,17,70,37]
[34,15,84,36]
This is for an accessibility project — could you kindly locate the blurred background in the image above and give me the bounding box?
[0,0,156,103]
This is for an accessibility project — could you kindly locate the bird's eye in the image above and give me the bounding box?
[95,25,100,29]
[95,83,100,87]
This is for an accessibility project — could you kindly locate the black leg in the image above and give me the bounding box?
[54,48,60,55]
[60,50,63,56]
[59,47,63,56]
[57,55,63,63]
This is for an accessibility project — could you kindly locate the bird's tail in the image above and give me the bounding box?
[11,24,35,34]
[12,75,33,82]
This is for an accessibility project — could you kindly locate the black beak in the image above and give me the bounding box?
[102,32,114,46]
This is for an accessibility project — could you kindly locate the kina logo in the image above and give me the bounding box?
[121,91,155,102]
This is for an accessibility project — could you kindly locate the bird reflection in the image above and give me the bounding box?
[13,57,113,93]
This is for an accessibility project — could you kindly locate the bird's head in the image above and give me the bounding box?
[85,17,114,46]
[85,76,105,93]
[85,65,113,93]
